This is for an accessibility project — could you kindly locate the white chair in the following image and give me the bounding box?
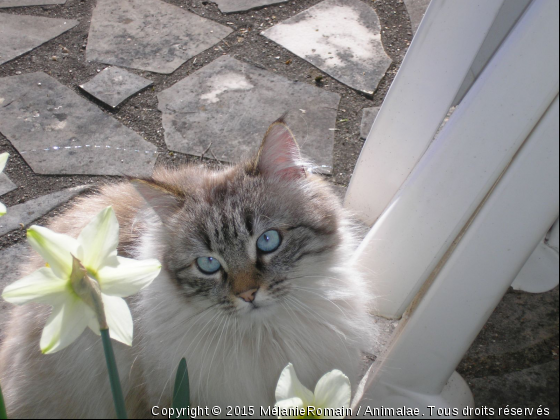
[346,0,559,416]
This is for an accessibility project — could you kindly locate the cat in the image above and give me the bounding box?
[0,118,375,418]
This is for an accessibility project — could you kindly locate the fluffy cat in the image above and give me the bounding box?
[0,119,375,418]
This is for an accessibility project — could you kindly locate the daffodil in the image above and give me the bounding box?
[2,206,161,354]
[275,363,351,419]
[0,152,9,217]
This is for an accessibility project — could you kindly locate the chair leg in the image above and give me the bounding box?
[352,97,559,418]
[511,228,559,294]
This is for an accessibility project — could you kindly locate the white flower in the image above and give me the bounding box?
[2,206,161,354]
[0,152,9,216]
[275,363,351,419]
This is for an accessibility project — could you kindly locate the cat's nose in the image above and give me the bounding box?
[237,287,259,303]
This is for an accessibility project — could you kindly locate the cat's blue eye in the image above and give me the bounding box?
[196,257,221,274]
[256,230,282,253]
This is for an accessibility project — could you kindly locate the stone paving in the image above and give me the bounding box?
[0,185,87,236]
[0,72,157,176]
[360,106,380,140]
[0,13,78,66]
[0,0,65,8]
[87,0,232,74]
[80,66,153,108]
[403,0,431,35]
[0,173,16,197]
[263,0,392,94]
[158,55,340,171]
[0,243,28,342]
[0,0,557,416]
[213,0,288,14]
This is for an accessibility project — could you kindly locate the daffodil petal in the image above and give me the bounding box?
[97,256,161,297]
[275,397,304,419]
[27,226,78,279]
[0,201,6,217]
[313,370,351,412]
[0,152,8,173]
[275,363,315,407]
[40,298,91,354]
[2,267,68,305]
[77,206,119,272]
[102,294,133,346]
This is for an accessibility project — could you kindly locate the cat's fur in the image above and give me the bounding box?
[0,120,375,418]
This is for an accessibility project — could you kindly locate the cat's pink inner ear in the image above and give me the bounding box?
[257,121,306,180]
[131,180,182,220]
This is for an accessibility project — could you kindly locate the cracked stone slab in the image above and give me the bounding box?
[360,106,380,140]
[80,66,153,108]
[212,0,288,14]
[0,173,16,196]
[0,0,65,7]
[262,0,392,94]
[0,185,88,237]
[0,72,157,176]
[87,0,233,74]
[404,0,431,35]
[157,55,341,173]
[0,13,78,66]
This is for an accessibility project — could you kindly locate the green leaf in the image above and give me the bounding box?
[0,382,8,419]
[172,358,190,419]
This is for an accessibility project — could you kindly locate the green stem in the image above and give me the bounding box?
[0,383,7,419]
[101,329,128,419]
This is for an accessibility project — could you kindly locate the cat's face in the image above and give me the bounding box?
[136,120,343,318]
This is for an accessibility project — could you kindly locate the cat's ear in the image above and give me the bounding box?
[250,117,306,180]
[131,179,183,220]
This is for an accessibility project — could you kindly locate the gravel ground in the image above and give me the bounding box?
[0,0,558,418]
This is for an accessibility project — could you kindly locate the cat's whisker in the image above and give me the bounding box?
[156,309,222,406]
[286,276,354,301]
[198,315,224,402]
[284,303,332,357]
[280,301,300,328]
[285,295,337,331]
[284,295,354,363]
[204,313,231,401]
[287,285,352,319]
[186,312,225,405]
[128,355,140,383]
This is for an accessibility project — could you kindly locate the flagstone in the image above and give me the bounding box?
[0,0,66,8]
[0,13,78,66]
[0,173,17,196]
[86,0,233,74]
[0,72,157,176]
[360,106,380,140]
[0,243,29,340]
[213,0,288,13]
[0,244,26,291]
[157,55,340,173]
[80,67,153,108]
[404,0,431,35]
[0,185,88,237]
[262,0,392,94]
